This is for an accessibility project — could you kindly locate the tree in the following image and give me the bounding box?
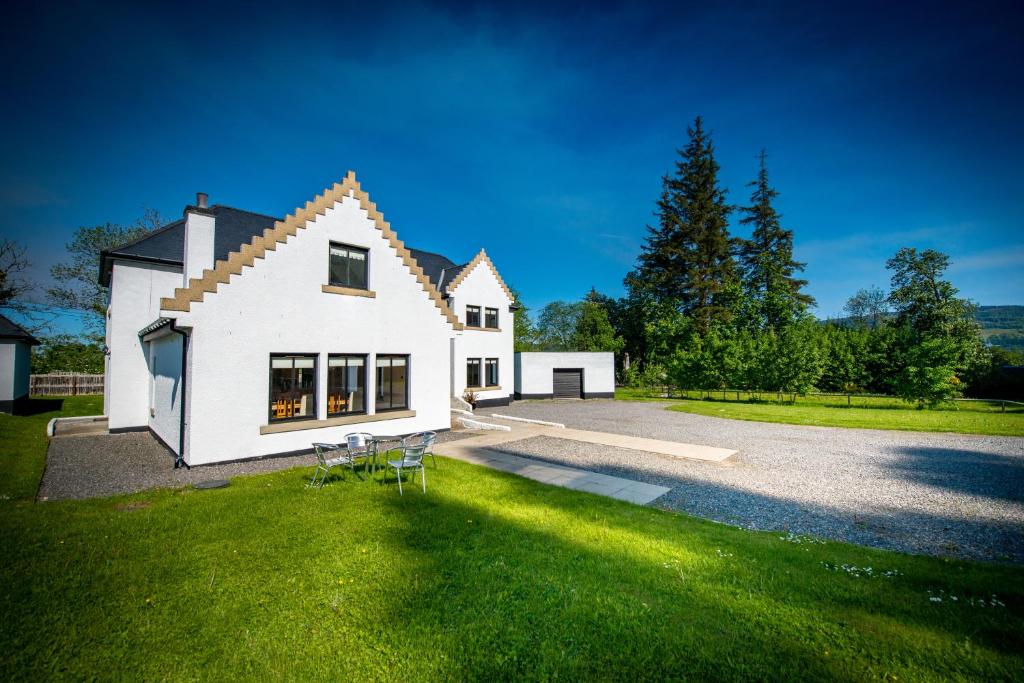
[0,238,32,308]
[535,301,584,351]
[47,210,161,340]
[572,290,624,353]
[885,248,981,405]
[843,286,889,329]
[632,116,735,335]
[737,151,814,331]
[31,335,105,374]
[508,286,537,352]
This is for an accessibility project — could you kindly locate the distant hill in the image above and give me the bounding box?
[976,305,1024,353]
[823,305,1024,353]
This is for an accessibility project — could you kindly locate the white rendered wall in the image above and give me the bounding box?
[514,352,615,397]
[0,342,16,401]
[448,262,514,405]
[148,333,183,453]
[105,261,183,429]
[172,193,455,465]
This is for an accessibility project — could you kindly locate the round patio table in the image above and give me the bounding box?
[368,435,404,475]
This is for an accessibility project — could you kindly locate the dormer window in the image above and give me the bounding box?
[329,243,368,290]
[466,305,481,327]
[485,307,499,329]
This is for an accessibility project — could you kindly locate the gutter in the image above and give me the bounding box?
[168,320,190,469]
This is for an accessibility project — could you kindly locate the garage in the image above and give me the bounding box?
[552,369,583,399]
[513,352,615,400]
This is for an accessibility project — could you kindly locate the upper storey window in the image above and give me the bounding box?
[484,307,499,329]
[466,305,481,328]
[329,243,368,290]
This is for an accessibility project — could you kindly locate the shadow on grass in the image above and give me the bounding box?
[367,472,1024,679]
[20,398,64,416]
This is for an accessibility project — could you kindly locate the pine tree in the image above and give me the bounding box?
[633,116,735,335]
[737,151,814,331]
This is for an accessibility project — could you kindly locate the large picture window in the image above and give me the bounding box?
[485,307,499,329]
[485,358,499,387]
[328,354,366,416]
[329,243,368,289]
[466,358,482,388]
[376,355,408,411]
[466,305,481,327]
[269,355,317,421]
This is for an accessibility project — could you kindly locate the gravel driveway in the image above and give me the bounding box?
[491,400,1024,563]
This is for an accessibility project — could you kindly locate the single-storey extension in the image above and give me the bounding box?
[513,351,615,400]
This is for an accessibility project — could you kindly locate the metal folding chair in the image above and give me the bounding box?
[383,444,427,495]
[308,442,354,488]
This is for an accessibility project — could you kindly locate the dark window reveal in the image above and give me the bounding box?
[466,305,481,327]
[376,355,408,411]
[466,358,482,387]
[269,355,317,421]
[329,243,368,289]
[485,358,499,387]
[328,355,366,415]
[485,307,499,329]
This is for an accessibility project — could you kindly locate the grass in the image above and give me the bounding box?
[616,388,1024,436]
[1,398,1023,679]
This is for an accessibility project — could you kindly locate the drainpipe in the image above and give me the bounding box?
[168,320,190,470]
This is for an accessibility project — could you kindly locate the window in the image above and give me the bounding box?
[466,305,481,327]
[329,243,368,289]
[269,355,317,421]
[327,355,366,416]
[466,358,482,388]
[485,307,499,329]
[485,358,499,387]
[376,355,408,411]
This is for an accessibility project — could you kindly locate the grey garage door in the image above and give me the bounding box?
[552,369,583,399]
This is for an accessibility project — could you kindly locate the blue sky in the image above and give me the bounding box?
[1,0,1022,336]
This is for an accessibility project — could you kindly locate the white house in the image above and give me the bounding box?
[514,352,615,400]
[0,314,40,414]
[99,172,514,466]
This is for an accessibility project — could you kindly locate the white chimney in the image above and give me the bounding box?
[182,193,215,284]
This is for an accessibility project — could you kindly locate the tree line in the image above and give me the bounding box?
[514,117,1021,405]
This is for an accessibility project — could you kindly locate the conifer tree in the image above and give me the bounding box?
[633,116,735,335]
[737,151,814,331]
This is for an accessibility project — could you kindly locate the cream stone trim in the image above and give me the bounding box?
[462,326,502,333]
[321,284,377,298]
[160,171,463,329]
[445,249,515,303]
[259,409,416,435]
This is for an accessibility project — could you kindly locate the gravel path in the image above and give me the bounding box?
[492,400,1024,563]
[40,429,475,501]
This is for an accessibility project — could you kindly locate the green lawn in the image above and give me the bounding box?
[616,388,1024,436]
[1,398,1023,679]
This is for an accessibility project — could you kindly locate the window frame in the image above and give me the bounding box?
[375,354,410,413]
[485,357,499,387]
[466,357,482,388]
[268,353,318,424]
[328,242,370,290]
[326,353,368,417]
[484,307,499,329]
[465,305,481,328]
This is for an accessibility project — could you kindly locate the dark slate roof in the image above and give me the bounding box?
[0,313,41,345]
[408,248,467,291]
[99,204,464,293]
[99,206,279,285]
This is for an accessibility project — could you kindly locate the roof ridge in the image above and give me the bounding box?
[159,172,464,330]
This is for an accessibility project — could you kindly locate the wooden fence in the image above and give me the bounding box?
[30,373,104,396]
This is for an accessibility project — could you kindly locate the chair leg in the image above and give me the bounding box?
[396,466,403,495]
[421,464,426,493]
